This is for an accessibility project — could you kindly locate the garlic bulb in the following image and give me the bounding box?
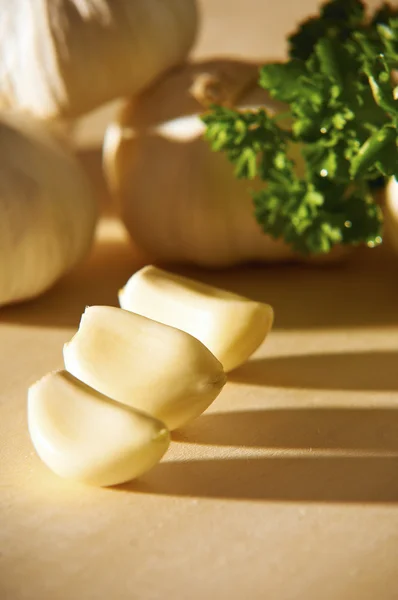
[383,177,398,254]
[103,59,300,267]
[0,112,97,307]
[0,0,198,120]
[104,59,348,267]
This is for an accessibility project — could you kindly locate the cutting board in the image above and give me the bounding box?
[2,2,398,599]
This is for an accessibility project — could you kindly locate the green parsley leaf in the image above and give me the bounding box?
[202,0,398,254]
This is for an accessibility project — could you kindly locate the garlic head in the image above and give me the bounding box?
[103,59,317,268]
[0,0,198,120]
[383,177,398,254]
[0,112,97,307]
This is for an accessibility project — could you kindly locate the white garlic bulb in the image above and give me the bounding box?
[0,112,97,307]
[383,177,398,254]
[0,0,198,120]
[103,59,346,267]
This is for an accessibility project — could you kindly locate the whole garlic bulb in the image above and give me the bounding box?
[0,112,97,307]
[383,177,398,254]
[0,0,198,120]
[104,59,342,268]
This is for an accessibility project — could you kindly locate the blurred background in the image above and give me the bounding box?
[194,0,383,59]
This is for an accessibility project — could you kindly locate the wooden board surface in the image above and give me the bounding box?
[1,2,398,599]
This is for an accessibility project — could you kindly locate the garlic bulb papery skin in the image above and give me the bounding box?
[0,0,198,121]
[103,59,348,268]
[0,112,97,307]
[383,177,398,254]
[103,59,298,268]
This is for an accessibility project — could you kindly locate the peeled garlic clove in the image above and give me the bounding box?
[119,266,274,372]
[63,306,226,430]
[0,112,97,307]
[28,370,170,487]
[0,0,198,121]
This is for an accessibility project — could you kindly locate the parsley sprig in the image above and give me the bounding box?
[202,0,398,254]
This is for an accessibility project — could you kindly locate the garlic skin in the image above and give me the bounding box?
[63,306,227,430]
[103,59,299,267]
[104,59,349,267]
[0,112,97,307]
[28,371,170,487]
[0,0,198,120]
[383,177,398,254]
[119,266,274,372]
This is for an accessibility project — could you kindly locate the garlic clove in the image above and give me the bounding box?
[63,306,226,430]
[119,266,274,372]
[28,370,170,487]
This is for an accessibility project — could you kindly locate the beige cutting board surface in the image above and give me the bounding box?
[2,2,398,599]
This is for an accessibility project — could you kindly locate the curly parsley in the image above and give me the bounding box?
[202,0,398,254]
